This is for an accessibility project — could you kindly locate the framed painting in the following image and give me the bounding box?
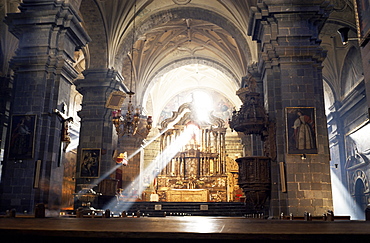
[8,114,37,160]
[105,90,126,110]
[80,148,101,178]
[286,107,317,154]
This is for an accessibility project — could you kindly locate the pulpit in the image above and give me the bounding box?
[236,156,271,211]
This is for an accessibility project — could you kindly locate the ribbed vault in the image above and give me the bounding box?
[78,0,257,126]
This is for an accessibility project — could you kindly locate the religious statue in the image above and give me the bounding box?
[62,117,73,152]
[54,108,74,152]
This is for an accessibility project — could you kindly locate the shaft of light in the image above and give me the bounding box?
[331,168,365,220]
[103,126,195,213]
[75,128,169,195]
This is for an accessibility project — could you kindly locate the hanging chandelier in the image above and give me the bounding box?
[111,95,153,136]
[111,1,153,137]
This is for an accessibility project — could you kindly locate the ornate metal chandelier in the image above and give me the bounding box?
[111,97,153,137]
[111,1,153,137]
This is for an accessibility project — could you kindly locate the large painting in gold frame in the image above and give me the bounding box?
[286,107,317,154]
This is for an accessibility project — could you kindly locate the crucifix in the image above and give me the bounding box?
[54,105,74,153]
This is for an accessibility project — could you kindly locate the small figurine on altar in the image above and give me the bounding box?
[115,151,128,165]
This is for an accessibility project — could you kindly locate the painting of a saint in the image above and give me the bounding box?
[286,107,317,154]
[9,114,36,159]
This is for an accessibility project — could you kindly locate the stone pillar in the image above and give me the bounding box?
[327,103,347,186]
[354,0,370,112]
[0,76,12,159]
[249,1,333,217]
[74,69,127,206]
[0,1,19,170]
[1,0,89,213]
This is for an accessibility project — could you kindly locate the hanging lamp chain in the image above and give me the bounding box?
[111,0,152,137]
[129,0,136,95]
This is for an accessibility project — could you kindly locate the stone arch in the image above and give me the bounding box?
[112,7,253,121]
[78,0,109,69]
[144,63,241,126]
[354,178,367,211]
[351,170,370,196]
[323,79,336,115]
[0,0,20,76]
[141,57,241,106]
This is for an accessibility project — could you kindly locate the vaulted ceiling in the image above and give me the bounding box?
[78,0,258,125]
[74,0,359,123]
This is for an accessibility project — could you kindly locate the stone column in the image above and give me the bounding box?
[1,0,89,213]
[354,0,370,111]
[327,103,347,186]
[74,69,127,198]
[0,76,12,159]
[249,1,333,217]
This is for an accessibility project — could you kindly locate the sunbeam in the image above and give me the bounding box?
[75,128,169,198]
[103,125,197,213]
[331,168,365,220]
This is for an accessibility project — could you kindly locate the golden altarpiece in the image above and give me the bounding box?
[154,103,241,202]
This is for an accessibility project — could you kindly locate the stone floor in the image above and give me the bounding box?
[1,216,370,242]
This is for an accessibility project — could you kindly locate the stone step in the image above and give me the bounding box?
[112,202,248,216]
